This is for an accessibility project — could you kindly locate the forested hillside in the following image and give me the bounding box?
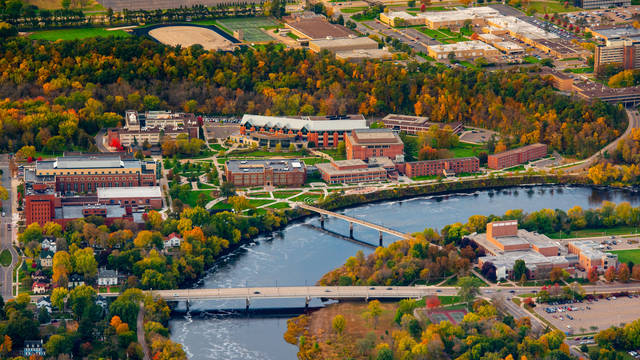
[0,36,626,157]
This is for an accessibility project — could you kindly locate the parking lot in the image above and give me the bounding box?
[535,295,640,335]
[459,127,498,144]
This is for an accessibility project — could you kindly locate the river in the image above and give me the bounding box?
[170,185,640,360]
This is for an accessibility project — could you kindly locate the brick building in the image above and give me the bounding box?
[30,155,157,193]
[25,185,162,226]
[380,114,463,135]
[316,159,387,184]
[239,114,367,148]
[404,157,479,177]
[568,240,618,271]
[225,159,306,188]
[106,110,199,148]
[487,143,547,170]
[345,129,404,161]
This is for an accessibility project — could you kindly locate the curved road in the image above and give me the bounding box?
[565,108,640,173]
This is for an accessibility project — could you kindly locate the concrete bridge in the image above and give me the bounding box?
[296,203,411,246]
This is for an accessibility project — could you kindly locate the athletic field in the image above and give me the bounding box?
[216,17,278,42]
[29,28,130,41]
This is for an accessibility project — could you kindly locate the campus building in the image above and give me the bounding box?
[284,14,355,40]
[567,240,619,271]
[574,0,630,9]
[404,157,479,177]
[594,36,640,73]
[472,221,571,280]
[24,184,162,226]
[28,155,157,193]
[225,159,306,188]
[316,160,387,184]
[427,41,500,60]
[379,114,463,135]
[106,110,199,147]
[239,114,367,148]
[487,143,547,170]
[345,129,404,161]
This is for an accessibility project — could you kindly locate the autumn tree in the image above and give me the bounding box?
[604,266,616,282]
[52,251,72,286]
[364,300,382,329]
[332,314,346,335]
[617,263,630,282]
[587,266,599,283]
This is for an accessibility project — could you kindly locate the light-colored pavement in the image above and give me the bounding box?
[137,302,151,360]
[0,155,17,300]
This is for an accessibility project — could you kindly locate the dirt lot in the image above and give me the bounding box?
[534,296,640,334]
[148,26,237,51]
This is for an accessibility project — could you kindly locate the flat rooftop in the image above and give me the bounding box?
[97,186,162,199]
[286,17,355,39]
[570,240,617,261]
[226,159,304,174]
[241,114,367,132]
[55,204,126,220]
[350,129,403,144]
[428,40,497,52]
[316,161,385,176]
[592,25,640,39]
[335,49,393,60]
[480,250,572,271]
[37,155,141,170]
[310,36,377,48]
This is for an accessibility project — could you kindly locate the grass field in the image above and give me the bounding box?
[302,157,329,166]
[183,190,214,207]
[0,250,11,267]
[272,190,299,199]
[25,0,104,10]
[610,249,640,264]
[247,199,275,207]
[267,202,291,209]
[290,193,323,203]
[418,27,468,43]
[216,17,278,42]
[340,6,368,13]
[30,28,130,41]
[319,148,346,160]
[523,55,540,64]
[525,1,580,13]
[565,67,593,74]
[547,225,639,239]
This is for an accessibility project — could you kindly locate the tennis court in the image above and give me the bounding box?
[428,309,467,325]
[217,17,279,42]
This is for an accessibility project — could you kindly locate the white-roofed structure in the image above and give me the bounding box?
[427,40,500,59]
[239,114,368,148]
[97,186,162,199]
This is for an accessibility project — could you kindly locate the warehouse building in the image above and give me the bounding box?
[225,159,306,188]
[487,143,547,170]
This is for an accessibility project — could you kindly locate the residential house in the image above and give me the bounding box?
[32,282,49,294]
[36,296,52,314]
[95,295,108,313]
[164,233,182,250]
[97,268,119,286]
[41,237,57,253]
[40,250,54,268]
[68,274,85,289]
[23,340,45,357]
[31,270,47,283]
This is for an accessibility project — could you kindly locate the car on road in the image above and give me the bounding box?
[253,291,260,294]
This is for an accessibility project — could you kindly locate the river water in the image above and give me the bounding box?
[170,185,640,360]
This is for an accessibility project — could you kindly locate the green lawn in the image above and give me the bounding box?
[302,157,330,166]
[183,190,214,207]
[267,202,291,209]
[287,32,299,40]
[525,1,580,13]
[564,67,594,74]
[503,165,526,172]
[438,295,461,305]
[216,17,279,42]
[523,55,540,64]
[211,201,233,210]
[197,182,215,189]
[210,143,226,151]
[547,225,639,239]
[249,192,271,198]
[318,149,346,160]
[611,249,640,264]
[247,199,275,207]
[272,190,300,199]
[230,150,307,158]
[411,175,439,181]
[290,193,323,203]
[340,6,368,13]
[0,250,11,267]
[30,28,130,41]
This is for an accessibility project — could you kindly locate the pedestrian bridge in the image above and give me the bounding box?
[296,203,411,245]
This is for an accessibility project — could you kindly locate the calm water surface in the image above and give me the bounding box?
[170,185,640,360]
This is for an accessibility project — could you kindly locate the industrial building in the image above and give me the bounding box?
[487,143,547,170]
[379,114,463,135]
[27,154,157,193]
[285,14,355,40]
[308,37,392,61]
[404,157,479,178]
[239,114,367,148]
[225,159,306,188]
[427,41,500,60]
[316,159,387,184]
[345,129,404,161]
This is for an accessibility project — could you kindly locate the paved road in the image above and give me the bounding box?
[0,155,17,300]
[137,302,151,360]
[565,109,640,173]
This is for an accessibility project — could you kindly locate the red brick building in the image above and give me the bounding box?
[239,114,367,148]
[380,114,463,135]
[316,160,387,184]
[487,143,547,170]
[25,184,57,227]
[405,157,479,177]
[345,129,404,161]
[225,159,306,187]
[32,155,157,193]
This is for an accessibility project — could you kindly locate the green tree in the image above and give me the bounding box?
[68,285,97,320]
[364,300,382,329]
[457,276,480,308]
[220,181,236,198]
[51,287,68,311]
[513,259,528,281]
[74,248,98,279]
[332,314,346,335]
[61,0,71,9]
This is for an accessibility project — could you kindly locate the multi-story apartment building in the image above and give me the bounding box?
[487,143,547,170]
[316,160,387,184]
[225,159,306,188]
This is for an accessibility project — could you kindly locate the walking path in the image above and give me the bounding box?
[137,302,151,360]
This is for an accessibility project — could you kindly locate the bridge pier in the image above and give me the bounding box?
[320,215,326,229]
[185,299,190,312]
[305,296,310,311]
[379,231,383,247]
[349,222,354,238]
[245,298,250,311]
